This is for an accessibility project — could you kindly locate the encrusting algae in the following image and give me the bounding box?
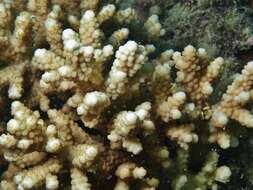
[0,0,252,189]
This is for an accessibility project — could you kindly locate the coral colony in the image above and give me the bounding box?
[0,0,253,189]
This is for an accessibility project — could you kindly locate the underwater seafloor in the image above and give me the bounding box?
[1,0,253,189]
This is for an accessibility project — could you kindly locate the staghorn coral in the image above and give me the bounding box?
[169,149,231,190]
[0,0,252,189]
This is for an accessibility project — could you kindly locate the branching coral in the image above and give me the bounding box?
[0,0,252,189]
[170,150,231,190]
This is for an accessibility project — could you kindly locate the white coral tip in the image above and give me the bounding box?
[46,176,59,190]
[186,103,195,112]
[58,66,71,77]
[125,112,138,125]
[82,10,95,21]
[11,101,22,110]
[198,48,207,56]
[111,70,127,82]
[235,91,250,103]
[45,18,57,28]
[173,92,186,102]
[103,45,114,57]
[215,166,231,183]
[8,85,21,99]
[7,119,20,133]
[22,177,34,189]
[42,72,55,82]
[246,61,253,74]
[185,45,195,53]
[46,125,57,136]
[34,48,47,58]
[46,138,61,152]
[86,146,98,157]
[82,46,94,57]
[202,82,213,95]
[64,39,79,51]
[170,109,182,119]
[77,105,86,115]
[14,174,23,184]
[17,139,32,149]
[125,41,138,52]
[121,28,129,35]
[135,109,148,121]
[62,28,76,41]
[85,93,98,106]
[133,167,147,179]
[212,112,228,127]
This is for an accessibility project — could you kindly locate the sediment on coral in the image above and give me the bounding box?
[0,0,252,189]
